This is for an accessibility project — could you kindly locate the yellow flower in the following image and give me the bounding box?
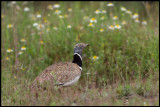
[92,56,99,60]
[40,40,44,45]
[134,13,138,16]
[126,10,132,14]
[107,3,114,6]
[6,49,13,53]
[116,25,120,27]
[132,13,139,19]
[113,16,118,20]
[121,7,126,11]
[36,12,41,18]
[21,46,26,51]
[7,24,13,28]
[55,10,61,14]
[53,4,60,8]
[67,25,72,29]
[59,15,64,18]
[100,28,104,32]
[109,25,114,30]
[20,38,26,42]
[90,18,97,23]
[115,24,121,29]
[88,23,93,27]
[6,57,10,60]
[91,18,96,21]
[95,9,100,14]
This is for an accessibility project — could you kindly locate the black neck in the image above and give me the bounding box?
[72,53,82,68]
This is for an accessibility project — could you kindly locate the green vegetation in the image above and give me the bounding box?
[1,1,159,106]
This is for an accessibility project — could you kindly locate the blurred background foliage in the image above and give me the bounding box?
[1,1,159,106]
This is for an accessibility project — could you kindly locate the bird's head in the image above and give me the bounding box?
[74,43,89,55]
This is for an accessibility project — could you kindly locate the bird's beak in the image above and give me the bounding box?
[86,44,90,47]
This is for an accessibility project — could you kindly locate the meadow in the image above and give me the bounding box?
[1,1,159,106]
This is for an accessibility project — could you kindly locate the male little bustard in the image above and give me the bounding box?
[31,43,89,91]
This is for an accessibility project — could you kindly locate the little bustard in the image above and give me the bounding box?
[30,43,89,92]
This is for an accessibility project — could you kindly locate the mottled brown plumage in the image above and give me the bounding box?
[31,63,81,90]
[30,43,89,91]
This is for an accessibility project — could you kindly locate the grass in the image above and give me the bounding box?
[1,1,159,106]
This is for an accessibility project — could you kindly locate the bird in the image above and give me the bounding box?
[30,43,89,92]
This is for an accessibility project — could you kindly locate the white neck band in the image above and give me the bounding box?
[74,53,82,61]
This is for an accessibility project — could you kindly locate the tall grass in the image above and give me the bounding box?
[1,1,159,106]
